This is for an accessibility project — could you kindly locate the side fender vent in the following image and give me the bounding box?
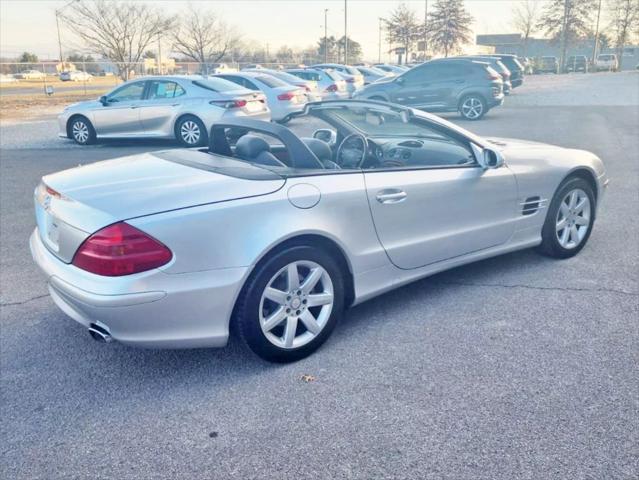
[521,196,545,216]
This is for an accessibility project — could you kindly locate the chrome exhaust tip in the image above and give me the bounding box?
[88,324,113,343]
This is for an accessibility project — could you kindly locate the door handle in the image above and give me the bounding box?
[130,105,140,109]
[376,189,407,204]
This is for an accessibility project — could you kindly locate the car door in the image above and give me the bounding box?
[362,125,518,269]
[138,80,187,136]
[392,64,441,108]
[91,81,146,136]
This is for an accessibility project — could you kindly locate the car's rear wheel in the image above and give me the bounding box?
[68,116,96,145]
[235,245,344,362]
[459,95,487,120]
[176,115,207,147]
[538,177,596,258]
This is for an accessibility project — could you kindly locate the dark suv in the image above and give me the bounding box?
[456,56,512,94]
[485,54,525,88]
[565,55,588,73]
[353,59,504,120]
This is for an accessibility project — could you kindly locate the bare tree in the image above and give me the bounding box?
[426,0,473,57]
[512,0,539,56]
[537,0,596,69]
[60,0,171,80]
[608,0,639,69]
[170,6,240,74]
[385,3,424,63]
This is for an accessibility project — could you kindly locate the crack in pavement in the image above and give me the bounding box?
[1,280,636,308]
[1,294,50,307]
[435,280,638,297]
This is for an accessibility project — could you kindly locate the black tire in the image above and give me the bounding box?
[458,94,487,120]
[68,116,96,145]
[235,245,344,362]
[538,176,596,259]
[175,115,207,147]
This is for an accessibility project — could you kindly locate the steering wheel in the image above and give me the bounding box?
[335,133,368,169]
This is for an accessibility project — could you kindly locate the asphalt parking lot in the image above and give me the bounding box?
[1,72,638,479]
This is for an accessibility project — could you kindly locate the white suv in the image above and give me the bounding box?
[595,54,618,72]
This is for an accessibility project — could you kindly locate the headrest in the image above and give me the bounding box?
[235,135,270,159]
[301,137,332,163]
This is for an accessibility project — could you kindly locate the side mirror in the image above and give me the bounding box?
[482,148,504,169]
[99,95,108,106]
[471,144,504,169]
[312,129,337,145]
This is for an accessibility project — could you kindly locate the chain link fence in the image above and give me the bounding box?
[0,61,313,98]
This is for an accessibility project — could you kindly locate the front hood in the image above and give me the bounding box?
[43,150,285,234]
[485,137,605,177]
[65,99,101,111]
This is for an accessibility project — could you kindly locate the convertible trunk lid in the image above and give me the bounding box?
[37,150,285,262]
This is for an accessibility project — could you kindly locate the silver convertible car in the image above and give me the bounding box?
[32,100,608,362]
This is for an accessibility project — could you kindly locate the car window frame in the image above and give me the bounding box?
[144,79,187,101]
[106,80,148,103]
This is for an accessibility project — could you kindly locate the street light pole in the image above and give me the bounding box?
[378,18,383,63]
[592,0,602,63]
[324,9,328,63]
[54,0,79,70]
[344,0,348,64]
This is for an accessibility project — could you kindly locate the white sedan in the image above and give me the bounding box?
[214,71,307,123]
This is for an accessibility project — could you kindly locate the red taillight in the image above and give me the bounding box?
[277,91,296,101]
[72,222,172,276]
[209,99,247,108]
[325,84,338,92]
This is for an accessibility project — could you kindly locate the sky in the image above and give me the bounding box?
[0,0,549,61]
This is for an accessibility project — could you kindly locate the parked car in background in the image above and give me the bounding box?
[485,54,525,87]
[536,56,560,74]
[374,64,410,75]
[356,65,394,84]
[457,56,512,94]
[354,58,504,120]
[312,63,364,95]
[214,71,307,123]
[59,75,270,146]
[242,67,322,101]
[594,54,618,72]
[0,73,18,83]
[286,68,349,100]
[32,100,607,361]
[60,70,93,82]
[208,63,237,74]
[565,55,588,73]
[15,69,46,80]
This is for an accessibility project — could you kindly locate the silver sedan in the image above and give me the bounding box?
[58,75,271,146]
[32,100,608,362]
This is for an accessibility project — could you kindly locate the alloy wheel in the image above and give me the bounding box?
[259,260,334,349]
[180,120,201,145]
[555,188,591,249]
[72,121,89,143]
[461,97,484,119]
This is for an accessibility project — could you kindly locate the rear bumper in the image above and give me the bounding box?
[30,229,246,349]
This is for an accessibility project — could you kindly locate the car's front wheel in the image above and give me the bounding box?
[459,95,487,120]
[68,116,96,145]
[176,115,207,147]
[235,245,344,362]
[538,176,596,258]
